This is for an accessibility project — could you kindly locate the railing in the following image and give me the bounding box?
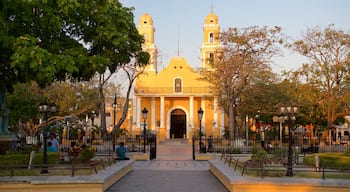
[192,136,349,160]
[135,87,212,95]
[192,136,256,156]
[221,153,350,179]
[18,135,156,155]
[0,157,115,177]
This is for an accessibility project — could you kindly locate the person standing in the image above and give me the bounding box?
[47,133,59,152]
[47,141,57,152]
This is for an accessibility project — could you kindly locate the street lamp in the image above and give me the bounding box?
[112,94,117,152]
[38,103,57,174]
[90,110,96,126]
[198,108,204,153]
[280,106,298,176]
[90,111,96,147]
[142,107,148,153]
[232,97,240,140]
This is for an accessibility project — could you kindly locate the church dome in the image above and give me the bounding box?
[139,13,153,25]
[205,13,218,24]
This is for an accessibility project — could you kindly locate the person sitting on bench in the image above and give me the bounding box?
[115,142,130,160]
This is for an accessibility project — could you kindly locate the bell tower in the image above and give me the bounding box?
[137,13,158,74]
[200,12,220,70]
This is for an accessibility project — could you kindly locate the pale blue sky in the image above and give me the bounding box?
[120,0,350,73]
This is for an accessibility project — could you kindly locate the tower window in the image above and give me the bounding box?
[209,52,214,65]
[209,33,214,43]
[174,78,182,93]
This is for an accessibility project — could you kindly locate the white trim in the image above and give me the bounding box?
[160,96,165,128]
[151,97,156,130]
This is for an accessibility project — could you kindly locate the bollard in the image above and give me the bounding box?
[314,155,320,172]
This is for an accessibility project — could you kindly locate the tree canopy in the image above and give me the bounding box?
[205,26,284,138]
[1,0,149,135]
[290,25,350,129]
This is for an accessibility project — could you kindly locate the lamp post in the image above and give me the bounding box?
[280,106,298,176]
[142,108,148,153]
[91,110,96,126]
[90,111,96,147]
[198,108,204,153]
[38,103,57,174]
[112,94,117,152]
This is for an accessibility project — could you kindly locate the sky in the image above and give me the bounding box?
[120,0,350,73]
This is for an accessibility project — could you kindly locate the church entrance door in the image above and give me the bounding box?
[170,109,186,139]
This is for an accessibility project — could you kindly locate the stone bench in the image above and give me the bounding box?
[209,159,350,192]
[0,160,134,192]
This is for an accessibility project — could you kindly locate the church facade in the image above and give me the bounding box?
[130,12,228,141]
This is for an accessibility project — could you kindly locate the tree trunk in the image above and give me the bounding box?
[229,105,235,140]
[98,76,107,138]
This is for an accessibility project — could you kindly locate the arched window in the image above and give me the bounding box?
[209,33,214,43]
[209,52,214,65]
[174,78,182,93]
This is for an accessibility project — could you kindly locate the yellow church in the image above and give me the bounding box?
[128,12,227,141]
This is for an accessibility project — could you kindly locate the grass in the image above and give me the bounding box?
[295,172,350,179]
[0,159,114,177]
[231,159,350,180]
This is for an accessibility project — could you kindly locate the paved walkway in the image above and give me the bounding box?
[106,140,228,192]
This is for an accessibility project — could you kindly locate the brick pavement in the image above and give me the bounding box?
[106,169,228,192]
[106,141,228,192]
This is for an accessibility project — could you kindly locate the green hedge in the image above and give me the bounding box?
[303,153,350,170]
[0,151,59,165]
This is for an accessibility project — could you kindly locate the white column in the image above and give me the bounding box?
[189,96,194,129]
[213,97,218,128]
[132,96,137,131]
[137,96,141,129]
[151,97,156,130]
[160,96,165,128]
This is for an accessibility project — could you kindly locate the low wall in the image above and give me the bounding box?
[130,153,150,161]
[195,154,213,161]
[0,160,134,192]
[209,159,350,192]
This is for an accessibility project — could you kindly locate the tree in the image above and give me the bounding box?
[67,0,149,136]
[6,82,44,136]
[0,0,149,136]
[205,26,284,139]
[0,0,96,134]
[114,56,149,133]
[44,81,100,118]
[290,25,350,132]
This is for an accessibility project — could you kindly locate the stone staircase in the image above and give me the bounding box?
[157,139,192,160]
[160,139,189,145]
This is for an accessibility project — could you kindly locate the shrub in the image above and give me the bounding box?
[250,148,268,166]
[344,148,350,156]
[79,148,96,163]
[271,147,287,160]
